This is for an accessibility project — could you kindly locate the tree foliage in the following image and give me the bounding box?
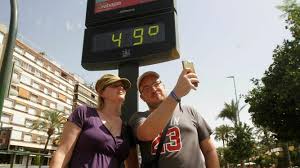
[217,99,246,125]
[31,110,66,153]
[223,123,255,164]
[214,124,233,147]
[245,0,300,142]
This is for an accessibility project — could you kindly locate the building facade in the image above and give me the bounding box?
[73,78,98,110]
[0,24,8,70]
[0,25,97,165]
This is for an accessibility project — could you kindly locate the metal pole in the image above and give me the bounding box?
[118,62,139,122]
[0,0,18,121]
[232,76,239,123]
[227,76,239,123]
[232,77,238,102]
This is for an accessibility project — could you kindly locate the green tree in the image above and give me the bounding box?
[218,99,246,125]
[214,125,233,148]
[255,126,277,151]
[245,0,300,143]
[245,1,300,166]
[223,123,255,167]
[31,110,66,153]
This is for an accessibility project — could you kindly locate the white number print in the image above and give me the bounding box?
[151,126,182,155]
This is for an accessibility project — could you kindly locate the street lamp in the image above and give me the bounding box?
[227,75,239,123]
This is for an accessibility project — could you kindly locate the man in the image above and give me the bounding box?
[129,69,219,168]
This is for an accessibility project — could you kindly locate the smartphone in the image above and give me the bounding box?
[182,60,195,73]
[182,60,198,87]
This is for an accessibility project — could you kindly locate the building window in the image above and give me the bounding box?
[67,89,73,95]
[50,103,56,109]
[59,84,67,91]
[28,108,37,115]
[15,103,26,112]
[14,58,21,67]
[32,82,40,90]
[53,80,59,87]
[18,87,30,99]
[66,99,72,104]
[57,104,64,111]
[14,46,23,54]
[61,72,68,79]
[11,130,22,140]
[4,99,14,108]
[23,134,32,142]
[44,88,48,94]
[36,59,43,67]
[47,66,52,72]
[12,114,25,125]
[52,92,58,98]
[34,70,42,78]
[54,70,60,76]
[30,94,38,103]
[0,32,4,44]
[20,74,31,86]
[42,100,49,107]
[58,94,66,102]
[24,52,35,61]
[25,119,33,127]
[1,113,11,123]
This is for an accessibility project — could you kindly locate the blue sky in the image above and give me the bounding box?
[0,0,292,145]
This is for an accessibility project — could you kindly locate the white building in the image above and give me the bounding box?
[0,25,97,165]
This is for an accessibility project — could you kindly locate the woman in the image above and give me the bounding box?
[50,74,138,168]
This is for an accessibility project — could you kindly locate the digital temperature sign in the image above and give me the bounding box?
[82,12,179,70]
[92,23,165,52]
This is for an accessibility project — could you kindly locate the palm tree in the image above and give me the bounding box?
[217,99,246,125]
[214,125,233,148]
[31,109,66,153]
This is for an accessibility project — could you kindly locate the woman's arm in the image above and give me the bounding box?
[125,146,139,168]
[50,121,81,168]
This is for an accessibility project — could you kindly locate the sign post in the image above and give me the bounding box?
[82,0,180,121]
[0,0,18,124]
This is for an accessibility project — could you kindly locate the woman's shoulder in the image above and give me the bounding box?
[70,105,97,118]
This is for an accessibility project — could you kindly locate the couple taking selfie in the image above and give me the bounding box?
[50,65,219,168]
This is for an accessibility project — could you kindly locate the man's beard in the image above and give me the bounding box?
[147,99,164,111]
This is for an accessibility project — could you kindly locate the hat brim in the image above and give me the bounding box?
[117,78,131,90]
[104,78,131,91]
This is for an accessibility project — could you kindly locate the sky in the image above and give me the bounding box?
[0,0,292,146]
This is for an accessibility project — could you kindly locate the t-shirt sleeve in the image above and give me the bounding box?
[188,106,213,142]
[68,105,87,128]
[129,112,147,137]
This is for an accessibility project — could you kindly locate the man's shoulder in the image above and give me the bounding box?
[180,104,203,120]
[130,111,149,120]
[181,104,198,113]
[129,111,149,125]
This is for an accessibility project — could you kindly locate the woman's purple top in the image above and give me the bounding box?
[68,105,131,168]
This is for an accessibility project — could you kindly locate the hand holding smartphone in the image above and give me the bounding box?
[182,60,198,87]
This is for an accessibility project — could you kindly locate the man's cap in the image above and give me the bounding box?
[95,74,131,92]
[137,71,160,91]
